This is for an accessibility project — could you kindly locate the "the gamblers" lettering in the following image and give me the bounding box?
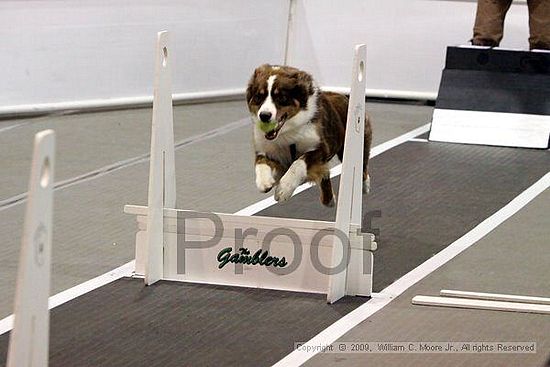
[217,247,288,269]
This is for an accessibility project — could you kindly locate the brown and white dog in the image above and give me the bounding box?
[246,64,372,206]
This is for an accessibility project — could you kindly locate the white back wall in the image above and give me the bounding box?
[1,0,532,113]
[287,0,530,98]
[0,0,288,112]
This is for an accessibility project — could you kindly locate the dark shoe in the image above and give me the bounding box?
[471,38,499,47]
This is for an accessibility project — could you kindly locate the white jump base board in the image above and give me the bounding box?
[125,205,375,296]
[429,109,550,149]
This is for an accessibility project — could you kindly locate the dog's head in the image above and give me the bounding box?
[246,64,317,140]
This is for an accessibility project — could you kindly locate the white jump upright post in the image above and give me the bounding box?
[7,130,55,367]
[327,44,368,303]
[144,31,177,285]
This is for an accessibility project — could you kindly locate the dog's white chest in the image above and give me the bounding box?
[255,124,320,167]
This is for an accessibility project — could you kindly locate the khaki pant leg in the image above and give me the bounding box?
[528,0,550,49]
[472,0,514,46]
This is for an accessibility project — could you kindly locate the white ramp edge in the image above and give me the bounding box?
[145,31,177,285]
[7,130,55,367]
[429,109,550,149]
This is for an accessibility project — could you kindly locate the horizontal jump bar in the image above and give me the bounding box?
[440,289,550,305]
[412,295,550,315]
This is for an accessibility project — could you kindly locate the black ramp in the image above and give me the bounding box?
[436,69,550,115]
[435,46,550,115]
[0,279,363,367]
[257,142,550,291]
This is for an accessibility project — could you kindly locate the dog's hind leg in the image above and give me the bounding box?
[319,176,335,207]
[307,161,334,207]
[363,115,372,194]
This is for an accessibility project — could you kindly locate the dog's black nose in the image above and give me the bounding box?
[259,111,272,122]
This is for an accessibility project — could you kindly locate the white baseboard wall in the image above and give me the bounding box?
[0,89,246,119]
[0,87,436,119]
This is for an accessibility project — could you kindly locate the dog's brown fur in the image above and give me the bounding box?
[246,64,372,206]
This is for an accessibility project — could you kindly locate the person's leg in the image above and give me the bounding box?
[472,0,514,46]
[527,0,550,49]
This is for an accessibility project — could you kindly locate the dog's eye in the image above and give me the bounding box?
[277,95,290,105]
[253,93,265,104]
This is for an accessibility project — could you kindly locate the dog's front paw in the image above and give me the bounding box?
[256,164,275,193]
[256,175,275,193]
[274,159,306,203]
[274,180,296,202]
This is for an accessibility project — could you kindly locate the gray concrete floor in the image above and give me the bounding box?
[0,100,433,319]
[306,188,550,367]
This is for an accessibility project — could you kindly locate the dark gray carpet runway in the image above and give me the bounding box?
[0,279,363,367]
[0,140,548,367]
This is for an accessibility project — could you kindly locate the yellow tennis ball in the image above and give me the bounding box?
[257,121,278,133]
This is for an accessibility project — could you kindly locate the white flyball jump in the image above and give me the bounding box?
[7,130,55,367]
[125,31,376,303]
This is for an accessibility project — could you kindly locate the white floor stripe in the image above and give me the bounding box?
[273,171,550,367]
[0,260,135,336]
[0,123,430,337]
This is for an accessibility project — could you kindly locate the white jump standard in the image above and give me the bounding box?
[125,32,376,303]
[7,130,56,367]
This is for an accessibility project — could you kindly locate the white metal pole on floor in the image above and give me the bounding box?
[145,31,177,285]
[412,295,550,315]
[327,44,367,304]
[7,130,55,367]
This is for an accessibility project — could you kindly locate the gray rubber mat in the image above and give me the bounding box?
[0,278,364,367]
[256,141,550,291]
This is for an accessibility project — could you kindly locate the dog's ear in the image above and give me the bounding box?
[289,70,314,107]
[246,64,270,104]
[245,77,255,105]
